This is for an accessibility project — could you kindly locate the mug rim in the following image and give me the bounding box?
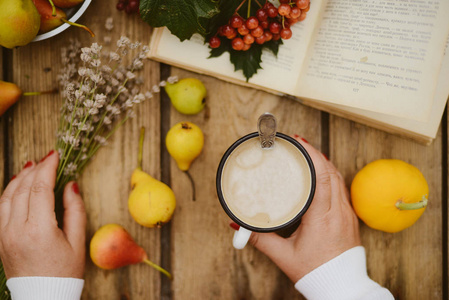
[216,132,316,233]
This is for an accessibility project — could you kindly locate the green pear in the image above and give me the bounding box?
[165,78,207,115]
[0,0,41,49]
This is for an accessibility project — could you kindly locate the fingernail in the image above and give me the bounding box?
[323,153,329,160]
[40,150,55,162]
[301,137,309,144]
[72,182,80,194]
[23,161,33,169]
[293,134,300,138]
[10,175,16,181]
[229,222,240,231]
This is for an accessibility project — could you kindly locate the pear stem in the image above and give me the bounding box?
[48,0,57,16]
[61,18,95,37]
[22,88,58,96]
[395,195,428,210]
[138,127,145,170]
[184,171,196,201]
[142,259,172,280]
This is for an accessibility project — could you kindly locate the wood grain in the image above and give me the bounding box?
[10,1,162,299]
[167,68,322,299]
[330,116,443,299]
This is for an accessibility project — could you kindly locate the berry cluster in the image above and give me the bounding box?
[116,0,140,14]
[209,0,310,51]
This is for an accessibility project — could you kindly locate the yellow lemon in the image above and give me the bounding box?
[351,159,428,233]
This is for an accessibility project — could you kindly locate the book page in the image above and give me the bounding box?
[148,0,324,95]
[313,34,449,140]
[297,0,449,121]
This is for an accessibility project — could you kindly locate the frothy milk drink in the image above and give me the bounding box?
[221,136,312,228]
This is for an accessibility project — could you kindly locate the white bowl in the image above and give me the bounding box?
[32,0,92,42]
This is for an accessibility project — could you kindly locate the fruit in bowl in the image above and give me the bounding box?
[0,0,93,48]
[33,0,93,41]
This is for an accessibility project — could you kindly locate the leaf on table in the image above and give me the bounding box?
[140,0,220,41]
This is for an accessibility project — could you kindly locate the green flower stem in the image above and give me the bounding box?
[395,196,428,210]
[247,0,251,18]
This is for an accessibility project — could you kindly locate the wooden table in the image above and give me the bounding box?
[0,1,446,299]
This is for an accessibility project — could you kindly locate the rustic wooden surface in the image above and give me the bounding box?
[0,0,448,299]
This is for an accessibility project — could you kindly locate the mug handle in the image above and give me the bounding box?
[233,227,252,249]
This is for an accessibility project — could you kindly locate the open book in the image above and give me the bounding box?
[148,0,449,144]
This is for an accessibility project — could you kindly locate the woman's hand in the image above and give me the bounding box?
[0,150,86,279]
[246,136,361,283]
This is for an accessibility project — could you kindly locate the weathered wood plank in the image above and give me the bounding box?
[330,117,443,299]
[168,68,322,299]
[10,1,162,299]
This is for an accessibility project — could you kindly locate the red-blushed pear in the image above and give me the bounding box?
[0,81,22,117]
[89,224,172,279]
[0,80,57,117]
[32,0,94,36]
[52,0,84,8]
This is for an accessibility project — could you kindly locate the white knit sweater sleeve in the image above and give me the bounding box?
[7,277,84,300]
[295,246,394,300]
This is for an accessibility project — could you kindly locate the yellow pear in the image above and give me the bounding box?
[128,128,176,228]
[0,0,41,49]
[165,122,204,200]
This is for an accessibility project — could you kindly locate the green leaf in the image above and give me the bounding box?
[140,0,220,41]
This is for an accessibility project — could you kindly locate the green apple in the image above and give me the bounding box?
[165,78,207,115]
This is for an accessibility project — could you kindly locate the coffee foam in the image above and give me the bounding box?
[221,137,311,228]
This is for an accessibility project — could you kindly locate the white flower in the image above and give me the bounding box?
[81,53,91,63]
[103,116,112,125]
[159,80,166,87]
[145,91,153,99]
[90,43,102,54]
[105,17,114,31]
[81,47,91,55]
[115,71,124,80]
[89,107,99,115]
[132,59,143,69]
[152,85,160,93]
[95,93,107,104]
[124,99,133,108]
[111,78,119,86]
[64,162,78,175]
[90,59,101,67]
[126,71,136,80]
[167,76,179,84]
[90,74,102,84]
[78,67,88,77]
[84,100,94,108]
[117,36,130,48]
[109,52,120,61]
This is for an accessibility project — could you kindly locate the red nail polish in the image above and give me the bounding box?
[229,222,240,231]
[10,175,16,181]
[301,137,309,144]
[40,150,55,162]
[24,161,33,169]
[323,153,329,160]
[293,134,300,138]
[72,182,80,194]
